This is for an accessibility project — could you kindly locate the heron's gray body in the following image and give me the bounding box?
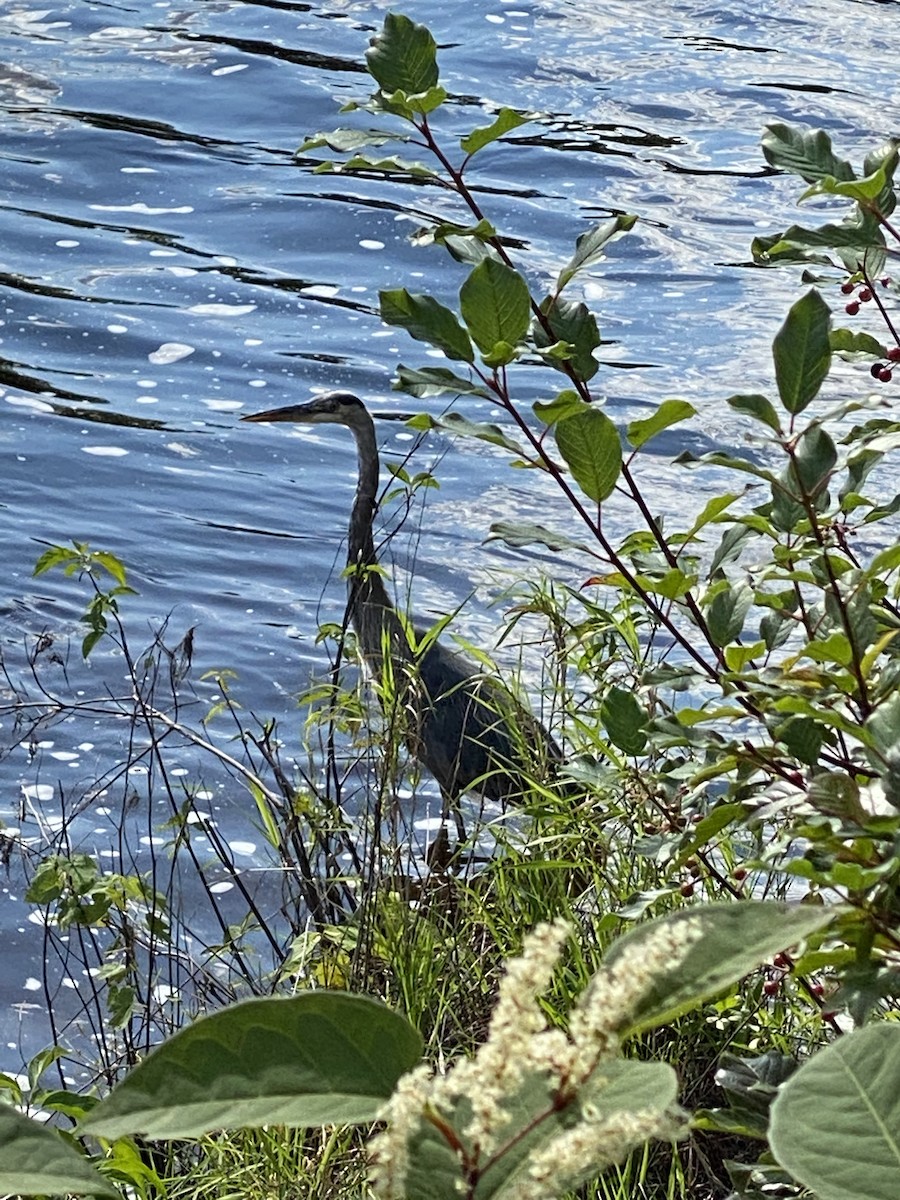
[242,392,558,811]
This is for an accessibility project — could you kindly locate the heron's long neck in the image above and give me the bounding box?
[346,417,406,659]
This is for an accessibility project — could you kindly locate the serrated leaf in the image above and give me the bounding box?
[459,258,531,356]
[606,902,836,1037]
[314,153,437,177]
[772,289,832,414]
[770,1025,900,1200]
[460,107,530,155]
[534,296,601,381]
[380,289,474,362]
[555,407,621,502]
[556,215,638,291]
[0,1105,118,1197]
[488,521,588,553]
[394,365,490,399]
[365,13,439,96]
[600,685,648,755]
[627,399,696,449]
[761,123,855,184]
[84,993,422,1139]
[725,393,782,433]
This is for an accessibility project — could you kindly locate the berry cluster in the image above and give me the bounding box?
[841,275,898,382]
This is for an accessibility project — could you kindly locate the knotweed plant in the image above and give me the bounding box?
[370,917,701,1200]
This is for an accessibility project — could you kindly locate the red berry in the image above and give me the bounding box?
[882,277,892,287]
[887,347,900,362]
[764,979,780,997]
[846,301,860,315]
[732,866,748,881]
[859,288,873,302]
[680,881,695,898]
[871,362,884,378]
[810,982,825,997]
[879,368,893,383]
[840,281,855,295]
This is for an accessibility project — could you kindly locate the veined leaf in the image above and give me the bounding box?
[0,1106,118,1198]
[533,296,601,381]
[394,365,490,399]
[830,328,886,358]
[725,393,782,433]
[555,407,621,501]
[770,1025,900,1200]
[761,123,855,184]
[459,258,531,356]
[407,410,525,455]
[85,993,422,1139]
[365,13,439,96]
[298,129,403,154]
[380,289,474,362]
[533,391,585,425]
[772,289,832,414]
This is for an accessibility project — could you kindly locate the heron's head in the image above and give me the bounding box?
[241,391,371,429]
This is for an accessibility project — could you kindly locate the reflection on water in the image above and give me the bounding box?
[1,0,898,1065]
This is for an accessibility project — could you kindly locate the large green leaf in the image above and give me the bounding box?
[394,365,490,398]
[725,393,782,433]
[772,289,832,414]
[534,296,601,381]
[706,580,753,648]
[459,258,531,356]
[770,1024,900,1200]
[555,407,621,501]
[365,13,439,96]
[84,993,422,1139]
[556,215,638,291]
[600,686,648,755]
[605,902,836,1037]
[380,289,474,362]
[0,1105,117,1197]
[406,410,525,455]
[761,123,855,184]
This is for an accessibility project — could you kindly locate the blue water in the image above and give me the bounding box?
[1,0,898,1073]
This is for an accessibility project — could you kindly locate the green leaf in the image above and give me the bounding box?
[299,129,403,154]
[607,902,836,1037]
[626,399,696,449]
[487,522,588,553]
[533,391,585,426]
[459,258,531,356]
[555,407,622,502]
[0,1105,118,1197]
[394,365,490,399]
[706,580,753,648]
[600,686,648,755]
[312,153,437,178]
[761,123,855,184]
[33,544,78,577]
[772,289,832,414]
[556,215,638,291]
[830,327,886,358]
[534,297,601,381]
[725,393,782,433]
[776,716,826,765]
[365,13,439,96]
[84,993,422,1139]
[770,1025,900,1200]
[460,107,530,155]
[380,289,474,363]
[408,410,525,455]
[800,165,888,204]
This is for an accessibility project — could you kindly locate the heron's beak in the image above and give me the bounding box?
[241,404,313,424]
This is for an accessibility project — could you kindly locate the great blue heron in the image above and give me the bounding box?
[241,391,561,843]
